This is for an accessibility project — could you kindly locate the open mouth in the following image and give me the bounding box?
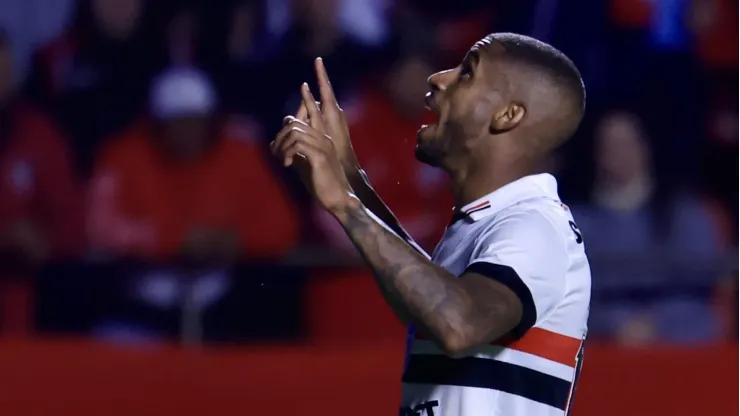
[423,92,440,128]
[417,92,439,140]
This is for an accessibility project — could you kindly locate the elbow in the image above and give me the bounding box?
[428,315,487,359]
[436,323,513,359]
[438,333,477,359]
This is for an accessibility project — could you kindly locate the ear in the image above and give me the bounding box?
[490,102,526,134]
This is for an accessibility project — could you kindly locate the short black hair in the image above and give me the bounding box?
[489,33,585,110]
[487,33,586,147]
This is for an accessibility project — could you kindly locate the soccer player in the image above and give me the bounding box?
[271,33,590,416]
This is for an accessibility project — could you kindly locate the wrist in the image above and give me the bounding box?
[342,163,360,178]
[339,154,360,172]
[344,165,369,186]
[330,194,364,223]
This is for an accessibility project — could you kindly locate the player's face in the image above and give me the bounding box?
[416,39,506,167]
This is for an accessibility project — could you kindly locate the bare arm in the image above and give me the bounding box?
[297,58,422,252]
[277,62,525,350]
[272,109,524,354]
[333,197,524,356]
[343,166,423,253]
[274,113,425,326]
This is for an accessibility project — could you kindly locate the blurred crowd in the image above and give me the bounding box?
[0,0,737,345]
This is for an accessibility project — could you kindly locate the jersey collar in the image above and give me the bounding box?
[457,174,560,222]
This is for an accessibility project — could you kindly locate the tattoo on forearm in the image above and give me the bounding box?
[337,203,519,350]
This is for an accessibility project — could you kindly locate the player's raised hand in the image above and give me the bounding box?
[270,87,355,214]
[301,58,359,170]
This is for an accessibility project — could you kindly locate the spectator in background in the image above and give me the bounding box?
[221,0,386,242]
[608,0,707,185]
[87,68,299,264]
[0,32,83,334]
[702,94,738,233]
[225,1,259,65]
[687,0,737,73]
[249,0,384,133]
[399,0,493,65]
[314,52,452,253]
[0,0,75,77]
[573,110,725,345]
[163,2,202,67]
[265,0,392,49]
[206,0,264,115]
[23,0,156,179]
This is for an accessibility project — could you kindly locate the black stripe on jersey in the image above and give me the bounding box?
[464,262,536,339]
[402,354,570,410]
[465,204,491,216]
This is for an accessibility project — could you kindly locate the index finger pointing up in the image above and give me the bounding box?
[315,57,339,110]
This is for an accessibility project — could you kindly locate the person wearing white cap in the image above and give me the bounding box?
[149,67,219,161]
[87,66,300,264]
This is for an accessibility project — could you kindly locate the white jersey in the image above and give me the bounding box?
[400,174,591,416]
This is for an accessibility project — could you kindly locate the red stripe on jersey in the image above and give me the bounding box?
[463,201,491,213]
[499,328,581,367]
[415,327,581,367]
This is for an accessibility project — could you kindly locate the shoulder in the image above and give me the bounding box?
[11,104,68,148]
[470,200,573,271]
[485,199,570,244]
[12,104,57,133]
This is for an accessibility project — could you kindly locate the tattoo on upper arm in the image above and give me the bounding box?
[459,274,524,342]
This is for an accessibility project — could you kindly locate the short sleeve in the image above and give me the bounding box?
[465,210,568,337]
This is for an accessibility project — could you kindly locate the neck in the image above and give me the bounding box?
[448,148,536,208]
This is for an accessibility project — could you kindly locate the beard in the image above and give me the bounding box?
[414,120,465,167]
[414,140,446,167]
